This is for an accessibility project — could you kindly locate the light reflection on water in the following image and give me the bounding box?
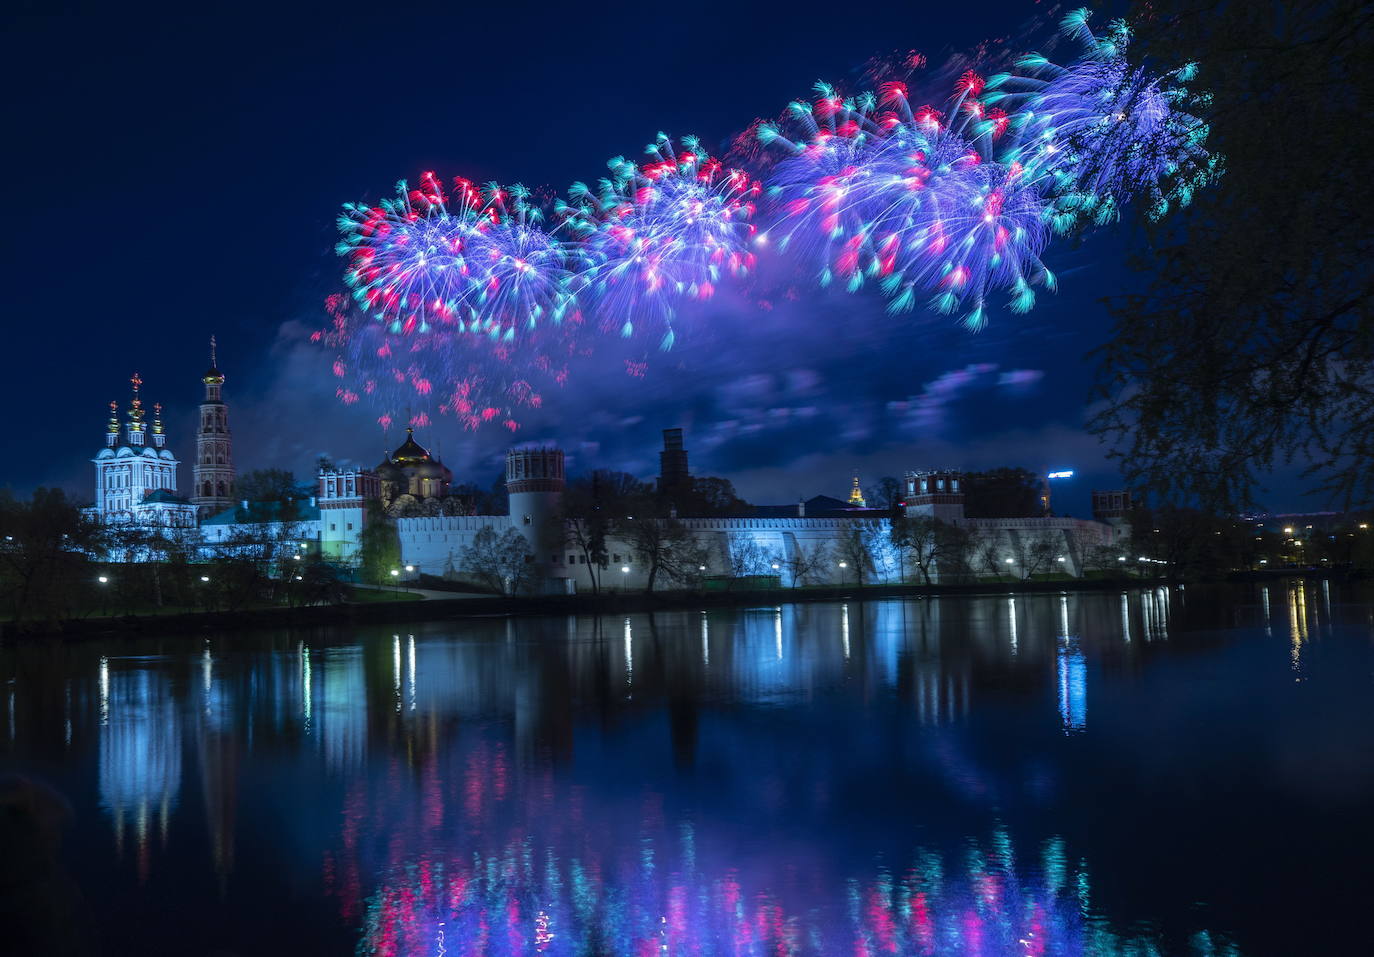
[2,583,1372,956]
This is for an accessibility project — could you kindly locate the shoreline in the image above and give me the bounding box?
[1,569,1358,643]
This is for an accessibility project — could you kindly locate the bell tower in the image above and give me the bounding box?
[191,336,235,515]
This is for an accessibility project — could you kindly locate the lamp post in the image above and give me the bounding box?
[97,575,109,616]
[621,565,630,592]
[390,568,400,594]
[838,560,848,586]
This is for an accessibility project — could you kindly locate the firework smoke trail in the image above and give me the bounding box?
[759,76,1054,328]
[984,8,1215,231]
[560,134,760,350]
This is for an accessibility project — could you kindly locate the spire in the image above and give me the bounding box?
[128,373,145,422]
[847,469,866,507]
[152,401,166,448]
[204,335,225,386]
[127,372,146,445]
[107,400,119,447]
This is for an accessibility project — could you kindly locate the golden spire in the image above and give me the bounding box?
[152,402,164,434]
[848,469,866,507]
[129,372,145,422]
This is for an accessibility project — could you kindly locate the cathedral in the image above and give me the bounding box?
[375,428,453,515]
[87,373,197,528]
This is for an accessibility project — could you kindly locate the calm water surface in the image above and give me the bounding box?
[3,583,1373,956]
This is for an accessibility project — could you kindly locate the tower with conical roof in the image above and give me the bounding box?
[191,336,235,516]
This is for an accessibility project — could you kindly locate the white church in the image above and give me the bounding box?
[85,347,1127,589]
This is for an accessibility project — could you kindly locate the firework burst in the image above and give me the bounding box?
[760,78,1053,327]
[986,8,1215,231]
[561,134,760,349]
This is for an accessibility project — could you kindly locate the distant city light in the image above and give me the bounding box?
[1047,470,1074,479]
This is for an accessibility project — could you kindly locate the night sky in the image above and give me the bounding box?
[4,0,1244,517]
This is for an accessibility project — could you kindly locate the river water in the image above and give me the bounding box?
[2,583,1372,956]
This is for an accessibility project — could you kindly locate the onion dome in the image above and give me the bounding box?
[375,455,405,481]
[390,428,432,466]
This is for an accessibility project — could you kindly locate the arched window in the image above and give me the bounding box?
[217,481,227,497]
[202,481,212,497]
[216,453,224,464]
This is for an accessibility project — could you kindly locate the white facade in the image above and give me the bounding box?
[88,376,197,529]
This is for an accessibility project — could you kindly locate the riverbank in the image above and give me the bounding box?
[2,569,1361,642]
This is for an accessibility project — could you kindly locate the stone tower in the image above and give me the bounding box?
[191,336,235,515]
[506,448,566,585]
[903,469,965,523]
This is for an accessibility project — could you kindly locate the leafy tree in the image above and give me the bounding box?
[234,468,297,504]
[460,526,533,594]
[963,469,1044,518]
[355,511,401,587]
[673,476,752,517]
[1094,0,1374,510]
[0,488,104,624]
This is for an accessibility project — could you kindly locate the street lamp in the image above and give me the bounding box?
[200,575,210,583]
[98,575,109,584]
[620,565,630,592]
[405,564,414,573]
